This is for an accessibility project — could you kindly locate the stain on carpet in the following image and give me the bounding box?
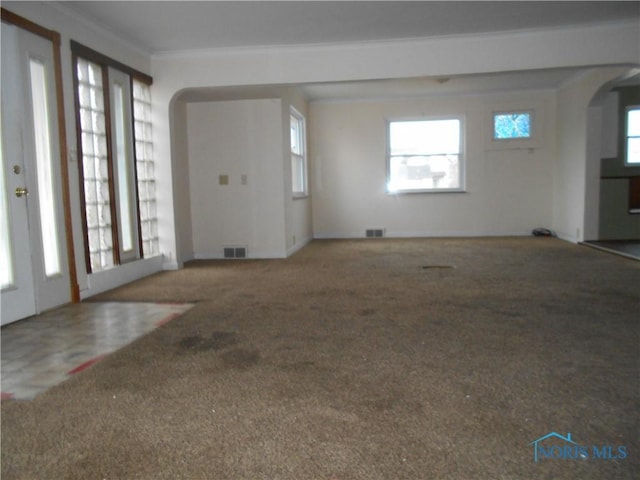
[177,331,238,352]
[220,348,260,369]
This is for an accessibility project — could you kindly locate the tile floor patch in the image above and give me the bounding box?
[1,302,193,400]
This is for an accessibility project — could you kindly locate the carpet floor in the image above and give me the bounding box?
[1,237,638,479]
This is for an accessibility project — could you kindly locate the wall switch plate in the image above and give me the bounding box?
[241,174,248,185]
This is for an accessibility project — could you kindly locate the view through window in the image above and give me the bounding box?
[493,111,532,140]
[626,106,640,165]
[387,119,463,193]
[290,109,308,196]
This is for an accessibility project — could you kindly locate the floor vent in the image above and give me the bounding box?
[365,228,385,238]
[223,246,247,259]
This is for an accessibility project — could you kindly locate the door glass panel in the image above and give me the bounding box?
[29,58,61,277]
[0,116,15,288]
[113,82,134,253]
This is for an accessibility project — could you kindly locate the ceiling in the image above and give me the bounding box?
[57,1,639,55]
[175,67,595,103]
[299,68,593,102]
[54,1,639,101]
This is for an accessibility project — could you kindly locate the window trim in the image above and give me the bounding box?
[71,41,152,273]
[108,67,141,263]
[386,116,466,194]
[70,40,152,86]
[492,110,534,142]
[624,105,640,166]
[290,107,308,198]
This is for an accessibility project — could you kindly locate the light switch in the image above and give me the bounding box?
[241,174,248,185]
[219,174,229,185]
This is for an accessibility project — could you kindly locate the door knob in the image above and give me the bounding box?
[15,187,29,198]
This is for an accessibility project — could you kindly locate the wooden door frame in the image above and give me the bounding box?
[1,8,80,303]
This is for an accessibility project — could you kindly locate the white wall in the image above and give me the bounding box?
[171,99,194,265]
[156,20,639,262]
[310,91,556,238]
[186,98,287,258]
[601,92,619,159]
[584,105,604,241]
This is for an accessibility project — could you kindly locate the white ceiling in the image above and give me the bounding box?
[58,1,639,55]
[54,1,639,101]
[299,68,591,102]
[175,67,595,103]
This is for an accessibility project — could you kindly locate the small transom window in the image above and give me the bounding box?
[493,111,532,140]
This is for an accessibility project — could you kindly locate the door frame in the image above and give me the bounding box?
[1,8,79,303]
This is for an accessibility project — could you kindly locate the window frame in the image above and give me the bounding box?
[386,116,466,194]
[290,107,308,198]
[132,80,159,258]
[71,41,153,273]
[624,105,640,166]
[108,67,140,263]
[492,110,534,142]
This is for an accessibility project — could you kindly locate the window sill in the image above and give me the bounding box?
[292,193,309,200]
[386,188,467,195]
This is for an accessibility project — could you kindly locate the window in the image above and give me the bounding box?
[387,118,463,193]
[493,111,532,140]
[133,81,159,256]
[72,42,157,273]
[0,116,13,288]
[625,106,640,165]
[290,109,308,197]
[75,57,113,271]
[29,59,62,277]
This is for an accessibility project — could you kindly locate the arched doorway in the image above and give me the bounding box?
[584,70,640,258]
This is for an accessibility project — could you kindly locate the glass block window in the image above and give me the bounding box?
[133,80,159,255]
[493,111,532,140]
[76,58,114,271]
[73,41,156,274]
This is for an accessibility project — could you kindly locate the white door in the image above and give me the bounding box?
[1,23,71,325]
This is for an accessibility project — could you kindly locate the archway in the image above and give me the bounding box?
[584,69,640,257]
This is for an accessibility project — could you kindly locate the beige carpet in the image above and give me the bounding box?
[2,237,638,479]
